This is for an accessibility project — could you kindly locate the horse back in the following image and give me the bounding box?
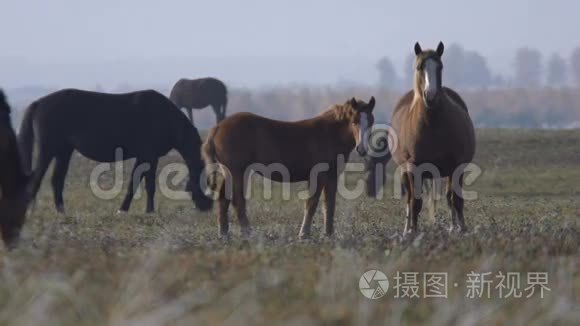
[210,112,348,182]
[28,89,188,160]
[170,78,227,107]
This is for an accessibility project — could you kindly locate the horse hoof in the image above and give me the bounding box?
[240,227,252,238]
[56,205,65,214]
[449,225,467,234]
[403,229,417,239]
[324,232,335,239]
[298,232,311,240]
[116,209,128,215]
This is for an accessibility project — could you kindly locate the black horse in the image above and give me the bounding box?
[0,90,30,247]
[19,89,213,214]
[169,77,228,124]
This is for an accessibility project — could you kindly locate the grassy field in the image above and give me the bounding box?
[0,129,579,325]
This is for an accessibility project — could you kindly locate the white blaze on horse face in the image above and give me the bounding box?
[357,112,369,155]
[423,58,439,101]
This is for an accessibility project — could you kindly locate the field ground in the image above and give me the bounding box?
[1,129,579,325]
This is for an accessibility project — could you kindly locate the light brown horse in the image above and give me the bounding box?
[202,97,375,237]
[391,42,475,234]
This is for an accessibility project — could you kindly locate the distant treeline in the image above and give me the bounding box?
[223,86,580,129]
[7,86,580,129]
[377,43,580,90]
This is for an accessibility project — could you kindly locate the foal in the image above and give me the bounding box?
[202,97,375,237]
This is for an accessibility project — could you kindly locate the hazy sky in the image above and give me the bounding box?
[1,0,578,89]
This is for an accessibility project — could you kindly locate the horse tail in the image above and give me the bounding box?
[18,101,37,173]
[425,179,438,223]
[201,126,220,191]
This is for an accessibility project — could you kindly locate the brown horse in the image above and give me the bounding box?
[390,42,475,234]
[169,77,228,124]
[365,88,467,197]
[202,97,375,237]
[0,90,30,248]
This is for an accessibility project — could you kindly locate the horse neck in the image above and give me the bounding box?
[1,141,28,197]
[317,113,356,152]
[410,88,427,124]
[174,127,202,172]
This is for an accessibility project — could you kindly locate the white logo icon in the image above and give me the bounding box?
[359,270,389,299]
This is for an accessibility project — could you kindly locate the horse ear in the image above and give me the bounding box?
[414,42,422,55]
[349,97,357,108]
[368,96,376,111]
[436,41,444,57]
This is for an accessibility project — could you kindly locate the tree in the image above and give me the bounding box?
[546,54,567,86]
[570,48,580,86]
[376,56,398,89]
[462,50,492,88]
[440,43,492,88]
[513,47,543,88]
[444,43,466,87]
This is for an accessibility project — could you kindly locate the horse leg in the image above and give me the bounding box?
[445,178,458,232]
[51,148,73,214]
[211,104,222,123]
[119,160,149,212]
[451,174,468,233]
[403,171,422,234]
[232,174,250,236]
[28,145,54,211]
[144,159,158,213]
[299,181,323,239]
[402,172,412,233]
[187,108,194,124]
[412,172,423,233]
[221,100,227,120]
[217,179,231,237]
[322,175,337,237]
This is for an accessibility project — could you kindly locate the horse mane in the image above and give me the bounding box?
[322,103,356,121]
[409,50,443,124]
[409,91,427,125]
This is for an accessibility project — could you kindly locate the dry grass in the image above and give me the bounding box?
[0,129,578,325]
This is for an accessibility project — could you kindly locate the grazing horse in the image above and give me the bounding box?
[202,97,376,237]
[19,89,213,214]
[390,42,475,234]
[169,77,228,124]
[0,90,30,247]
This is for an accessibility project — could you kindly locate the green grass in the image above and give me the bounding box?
[0,129,579,325]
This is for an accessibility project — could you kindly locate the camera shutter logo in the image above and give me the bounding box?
[359,270,389,299]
